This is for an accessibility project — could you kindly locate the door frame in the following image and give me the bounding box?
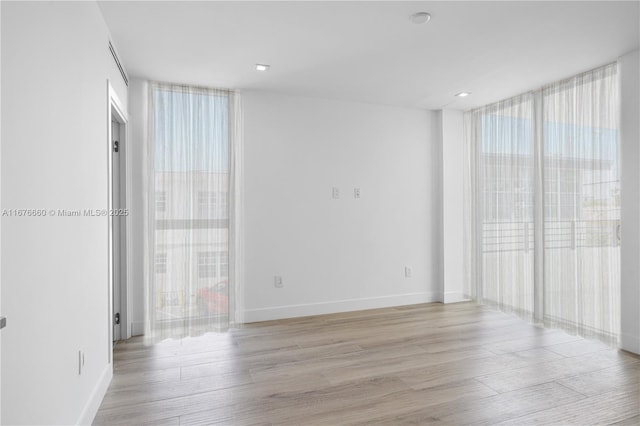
[107,81,131,362]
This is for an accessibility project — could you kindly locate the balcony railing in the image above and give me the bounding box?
[482,219,620,253]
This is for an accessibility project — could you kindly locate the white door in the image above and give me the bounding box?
[0,123,3,422]
[112,120,122,342]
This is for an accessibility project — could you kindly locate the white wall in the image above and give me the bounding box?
[126,89,442,326]
[619,49,640,354]
[242,91,441,321]
[1,2,128,424]
[439,110,467,303]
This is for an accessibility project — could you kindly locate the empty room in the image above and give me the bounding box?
[1,1,639,425]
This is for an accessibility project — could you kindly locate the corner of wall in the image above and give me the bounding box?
[77,364,112,426]
[619,49,640,355]
[440,110,466,304]
[433,110,445,301]
[620,333,640,355]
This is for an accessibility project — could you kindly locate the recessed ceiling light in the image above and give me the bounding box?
[455,92,471,97]
[410,12,431,24]
[255,64,270,71]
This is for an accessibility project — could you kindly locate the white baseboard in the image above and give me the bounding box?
[620,332,640,355]
[443,291,472,304]
[131,321,145,336]
[76,363,113,425]
[243,292,440,323]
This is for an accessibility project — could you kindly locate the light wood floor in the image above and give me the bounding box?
[94,303,640,425]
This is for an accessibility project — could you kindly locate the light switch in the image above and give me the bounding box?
[274,276,283,288]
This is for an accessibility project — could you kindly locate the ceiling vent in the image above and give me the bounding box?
[109,41,128,87]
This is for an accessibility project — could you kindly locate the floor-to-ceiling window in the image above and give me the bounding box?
[542,64,620,341]
[464,63,620,344]
[465,94,536,320]
[146,83,241,341]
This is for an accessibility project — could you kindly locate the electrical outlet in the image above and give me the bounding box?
[353,188,361,198]
[332,187,340,199]
[404,266,413,278]
[274,276,283,288]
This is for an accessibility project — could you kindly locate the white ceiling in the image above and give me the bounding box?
[98,1,639,110]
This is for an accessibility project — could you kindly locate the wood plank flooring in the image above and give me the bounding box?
[94,303,640,425]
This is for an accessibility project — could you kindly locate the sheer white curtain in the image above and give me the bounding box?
[145,82,243,342]
[464,94,536,321]
[464,63,620,345]
[542,64,620,342]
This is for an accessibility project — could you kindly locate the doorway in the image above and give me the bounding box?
[111,118,126,342]
[108,82,130,358]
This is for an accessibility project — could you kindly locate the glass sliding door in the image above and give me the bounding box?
[464,63,620,345]
[476,95,536,319]
[542,64,620,343]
